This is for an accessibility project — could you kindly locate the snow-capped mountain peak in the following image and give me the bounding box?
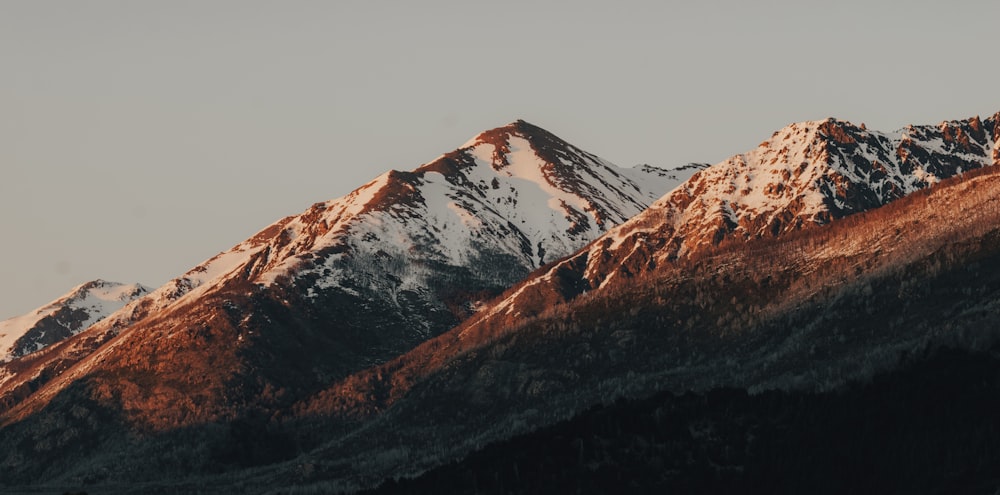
[189,119,696,297]
[0,280,149,362]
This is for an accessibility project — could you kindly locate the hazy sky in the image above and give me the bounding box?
[2,0,998,318]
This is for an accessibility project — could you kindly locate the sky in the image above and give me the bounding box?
[2,0,999,318]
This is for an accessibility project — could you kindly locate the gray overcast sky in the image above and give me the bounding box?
[2,0,998,318]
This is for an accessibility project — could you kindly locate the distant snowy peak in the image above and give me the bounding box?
[579,111,1000,283]
[0,280,149,362]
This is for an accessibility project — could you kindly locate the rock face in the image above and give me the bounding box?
[0,280,149,363]
[0,120,693,430]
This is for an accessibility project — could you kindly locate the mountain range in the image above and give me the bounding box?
[1,111,999,494]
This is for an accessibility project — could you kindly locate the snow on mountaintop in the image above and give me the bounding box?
[178,119,696,297]
[593,112,1000,267]
[0,280,149,362]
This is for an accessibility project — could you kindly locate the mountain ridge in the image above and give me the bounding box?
[2,111,1000,493]
[0,120,690,431]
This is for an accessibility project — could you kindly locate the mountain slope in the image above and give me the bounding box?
[0,120,692,431]
[0,280,149,363]
[278,149,1000,493]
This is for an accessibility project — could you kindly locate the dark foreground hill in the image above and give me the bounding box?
[368,344,1000,495]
